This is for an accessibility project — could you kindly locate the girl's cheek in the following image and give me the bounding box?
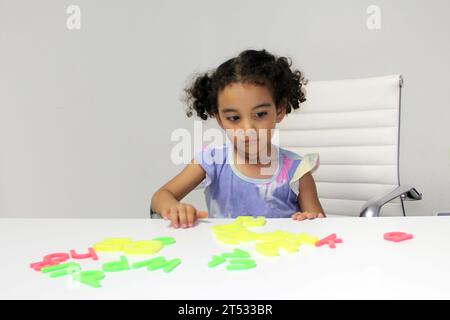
[224,129,236,142]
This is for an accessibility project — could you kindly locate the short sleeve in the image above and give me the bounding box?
[289,153,320,196]
[193,145,222,190]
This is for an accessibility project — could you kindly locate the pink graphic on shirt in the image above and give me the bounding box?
[276,156,293,184]
[255,155,294,201]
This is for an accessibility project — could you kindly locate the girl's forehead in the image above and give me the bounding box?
[218,82,274,110]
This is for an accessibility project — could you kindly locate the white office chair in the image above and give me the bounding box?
[278,74,421,217]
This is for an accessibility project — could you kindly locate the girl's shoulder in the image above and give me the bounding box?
[278,146,319,167]
[192,144,230,190]
[278,147,303,161]
[276,147,321,196]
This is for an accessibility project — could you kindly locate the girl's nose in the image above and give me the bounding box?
[241,119,256,132]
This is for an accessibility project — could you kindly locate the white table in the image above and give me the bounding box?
[1,216,450,299]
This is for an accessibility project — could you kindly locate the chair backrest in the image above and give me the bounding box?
[278,75,404,216]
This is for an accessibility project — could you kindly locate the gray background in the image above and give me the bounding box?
[1,0,449,218]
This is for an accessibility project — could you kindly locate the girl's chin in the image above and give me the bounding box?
[235,148,270,161]
[236,146,260,153]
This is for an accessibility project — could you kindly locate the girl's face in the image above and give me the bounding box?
[215,82,286,159]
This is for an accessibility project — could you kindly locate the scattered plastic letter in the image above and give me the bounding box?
[234,216,266,227]
[131,256,166,269]
[70,248,98,261]
[221,248,250,259]
[93,238,132,252]
[30,253,70,271]
[226,259,257,271]
[102,256,130,272]
[295,233,319,246]
[152,237,176,246]
[315,234,343,249]
[163,259,182,273]
[41,262,81,278]
[131,256,181,272]
[208,255,226,268]
[73,270,105,288]
[147,257,169,271]
[384,232,413,242]
[123,240,163,255]
[255,242,280,256]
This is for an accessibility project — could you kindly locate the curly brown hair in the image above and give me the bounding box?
[183,49,307,120]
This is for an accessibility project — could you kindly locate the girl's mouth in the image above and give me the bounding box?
[244,138,258,143]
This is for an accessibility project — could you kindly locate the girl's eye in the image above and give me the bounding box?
[227,116,240,122]
[255,112,267,118]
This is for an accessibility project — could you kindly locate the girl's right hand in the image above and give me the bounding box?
[161,203,208,228]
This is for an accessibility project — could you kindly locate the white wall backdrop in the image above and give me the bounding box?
[1,0,449,218]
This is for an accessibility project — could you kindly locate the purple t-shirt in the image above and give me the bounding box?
[194,144,319,218]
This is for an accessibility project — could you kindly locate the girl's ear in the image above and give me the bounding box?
[276,99,287,123]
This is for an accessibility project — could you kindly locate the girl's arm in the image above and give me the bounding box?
[151,159,206,227]
[292,172,326,220]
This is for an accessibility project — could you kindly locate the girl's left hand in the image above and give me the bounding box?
[291,211,325,221]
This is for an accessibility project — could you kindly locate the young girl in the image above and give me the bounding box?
[151,49,325,228]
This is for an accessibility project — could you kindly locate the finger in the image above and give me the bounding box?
[169,207,179,228]
[186,206,196,227]
[297,213,307,221]
[306,212,316,219]
[318,212,325,218]
[291,212,300,219]
[161,209,170,220]
[178,205,188,228]
[197,210,208,219]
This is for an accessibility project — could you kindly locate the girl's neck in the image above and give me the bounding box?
[232,144,279,177]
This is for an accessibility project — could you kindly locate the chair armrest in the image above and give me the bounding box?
[359,185,422,217]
